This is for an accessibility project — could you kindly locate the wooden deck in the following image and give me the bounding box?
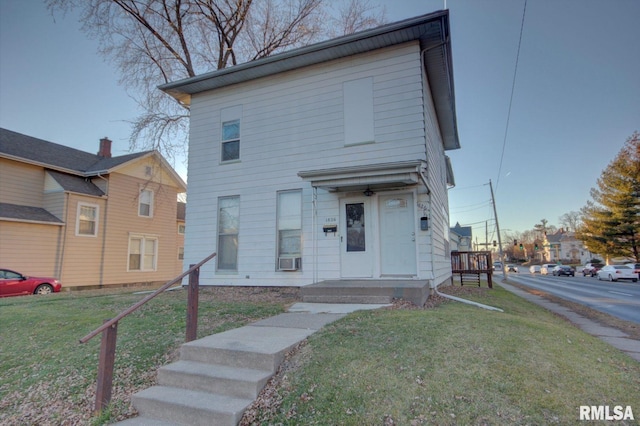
[450,251,493,288]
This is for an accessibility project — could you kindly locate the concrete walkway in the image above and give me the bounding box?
[115,302,390,426]
[499,281,640,362]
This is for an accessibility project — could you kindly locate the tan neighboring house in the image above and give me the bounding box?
[0,128,186,289]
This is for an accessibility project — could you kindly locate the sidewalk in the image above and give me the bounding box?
[498,281,640,362]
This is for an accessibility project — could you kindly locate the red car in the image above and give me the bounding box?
[0,269,62,297]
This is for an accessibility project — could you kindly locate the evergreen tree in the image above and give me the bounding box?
[577,132,640,260]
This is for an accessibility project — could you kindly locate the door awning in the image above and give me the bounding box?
[298,160,425,192]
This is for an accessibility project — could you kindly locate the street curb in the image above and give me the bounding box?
[498,281,640,362]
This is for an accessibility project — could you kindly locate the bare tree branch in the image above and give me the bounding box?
[45,0,386,163]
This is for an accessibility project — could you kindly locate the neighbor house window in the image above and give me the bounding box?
[277,190,302,263]
[139,188,154,217]
[178,246,184,260]
[76,202,98,236]
[217,196,240,271]
[178,223,185,234]
[128,235,158,271]
[221,105,242,162]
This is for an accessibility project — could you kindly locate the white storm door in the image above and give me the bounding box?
[340,198,373,278]
[379,194,417,276]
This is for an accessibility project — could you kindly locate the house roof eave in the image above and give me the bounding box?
[159,10,459,152]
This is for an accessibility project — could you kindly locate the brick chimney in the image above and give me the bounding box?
[98,137,112,158]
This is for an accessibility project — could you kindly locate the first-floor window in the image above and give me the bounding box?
[217,196,240,271]
[277,190,302,265]
[178,246,184,260]
[129,235,158,271]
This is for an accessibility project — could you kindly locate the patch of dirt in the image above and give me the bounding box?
[196,285,301,305]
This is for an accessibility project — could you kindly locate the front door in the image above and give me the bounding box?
[379,193,417,276]
[340,198,373,278]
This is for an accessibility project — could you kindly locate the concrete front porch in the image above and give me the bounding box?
[301,280,431,306]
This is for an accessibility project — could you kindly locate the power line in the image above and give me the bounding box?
[496,0,527,192]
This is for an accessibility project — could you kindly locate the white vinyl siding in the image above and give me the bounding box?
[344,77,374,145]
[184,42,448,286]
[76,202,98,236]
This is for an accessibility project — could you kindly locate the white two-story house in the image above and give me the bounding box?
[161,11,460,292]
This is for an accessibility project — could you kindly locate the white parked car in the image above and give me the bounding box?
[597,265,638,282]
[540,264,557,275]
[529,265,541,274]
[625,262,640,278]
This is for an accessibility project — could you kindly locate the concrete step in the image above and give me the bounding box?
[303,294,392,304]
[132,386,252,426]
[113,417,178,425]
[157,360,272,399]
[180,325,315,371]
[300,280,429,306]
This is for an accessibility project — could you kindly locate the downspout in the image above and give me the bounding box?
[96,172,109,288]
[312,186,318,283]
[434,283,504,312]
[58,192,70,283]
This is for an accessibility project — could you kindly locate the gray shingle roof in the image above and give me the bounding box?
[47,171,105,196]
[451,222,472,238]
[0,203,64,224]
[0,128,152,174]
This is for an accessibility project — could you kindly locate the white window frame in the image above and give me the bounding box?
[221,119,240,162]
[217,196,240,271]
[76,202,99,237]
[220,105,242,163]
[276,190,302,269]
[127,234,158,272]
[139,188,154,218]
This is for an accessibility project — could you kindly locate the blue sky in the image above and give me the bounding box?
[1,0,638,241]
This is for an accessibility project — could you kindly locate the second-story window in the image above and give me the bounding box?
[222,119,240,161]
[77,202,98,236]
[220,105,242,162]
[139,188,154,217]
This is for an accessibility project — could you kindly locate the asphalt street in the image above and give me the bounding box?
[505,270,640,325]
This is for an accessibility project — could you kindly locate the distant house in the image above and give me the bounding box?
[0,128,186,289]
[543,229,595,265]
[160,11,460,290]
[450,222,472,252]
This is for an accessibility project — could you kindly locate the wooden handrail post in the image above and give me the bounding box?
[186,264,199,342]
[95,320,118,413]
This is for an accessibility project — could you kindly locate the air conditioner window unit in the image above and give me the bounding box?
[278,257,301,271]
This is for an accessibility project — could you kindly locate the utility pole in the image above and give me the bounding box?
[489,179,506,281]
